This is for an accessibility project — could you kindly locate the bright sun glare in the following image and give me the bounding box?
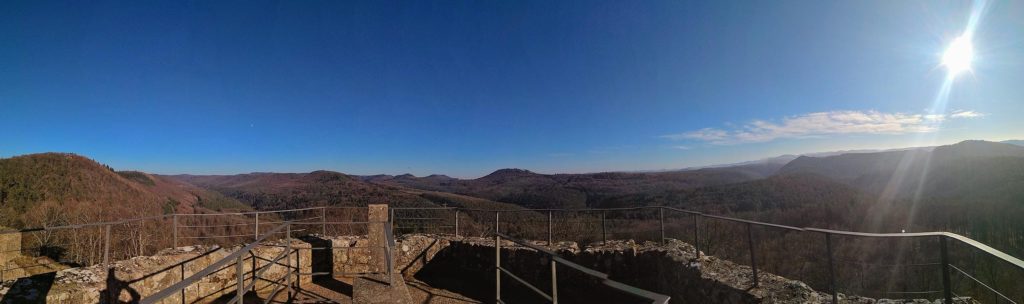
[942,35,973,76]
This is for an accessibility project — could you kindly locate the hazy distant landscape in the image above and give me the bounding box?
[4,140,1022,258]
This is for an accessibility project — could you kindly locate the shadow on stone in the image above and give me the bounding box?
[1,272,56,304]
[302,235,354,297]
[100,268,141,304]
[312,276,353,297]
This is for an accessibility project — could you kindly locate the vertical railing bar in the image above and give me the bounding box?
[495,234,502,302]
[659,207,665,245]
[250,252,256,292]
[693,214,700,255]
[103,224,111,270]
[173,214,178,248]
[548,210,553,246]
[254,213,259,242]
[826,233,838,304]
[551,259,558,304]
[747,222,758,287]
[322,207,327,235]
[104,224,112,302]
[455,209,460,238]
[940,235,953,304]
[286,223,293,300]
[601,211,607,245]
[495,211,500,236]
[236,254,244,303]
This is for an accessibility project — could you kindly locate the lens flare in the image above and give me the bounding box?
[942,35,973,76]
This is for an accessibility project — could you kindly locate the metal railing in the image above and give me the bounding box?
[494,232,671,304]
[393,206,1024,304]
[140,221,297,304]
[0,206,369,281]
[139,208,397,303]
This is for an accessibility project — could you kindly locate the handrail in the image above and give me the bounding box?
[495,232,670,304]
[140,221,294,304]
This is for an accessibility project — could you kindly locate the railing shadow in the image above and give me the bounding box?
[1,272,56,304]
[101,268,141,304]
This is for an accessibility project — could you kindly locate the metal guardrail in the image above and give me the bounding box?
[494,232,670,304]
[140,221,297,304]
[393,206,1024,304]
[140,207,397,303]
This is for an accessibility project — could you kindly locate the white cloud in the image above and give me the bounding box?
[663,110,983,145]
[950,110,985,118]
[672,145,691,150]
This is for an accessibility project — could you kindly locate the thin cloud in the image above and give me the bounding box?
[663,110,983,145]
[672,145,691,150]
[950,110,985,118]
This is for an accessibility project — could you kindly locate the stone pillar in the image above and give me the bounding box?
[367,204,388,274]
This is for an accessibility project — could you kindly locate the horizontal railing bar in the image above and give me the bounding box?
[140,222,292,304]
[179,222,254,228]
[496,232,608,279]
[178,234,255,239]
[497,266,553,301]
[395,225,455,229]
[949,264,1018,304]
[884,290,942,294]
[700,214,804,231]
[602,279,671,304]
[291,221,371,225]
[0,214,175,235]
[394,217,448,221]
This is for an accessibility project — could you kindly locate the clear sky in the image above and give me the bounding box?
[2,1,1022,178]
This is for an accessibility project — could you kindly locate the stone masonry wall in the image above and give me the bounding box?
[0,240,311,304]
[0,229,19,271]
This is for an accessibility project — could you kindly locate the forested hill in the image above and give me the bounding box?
[0,153,250,229]
[368,166,772,209]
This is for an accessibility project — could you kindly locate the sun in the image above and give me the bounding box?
[942,35,973,76]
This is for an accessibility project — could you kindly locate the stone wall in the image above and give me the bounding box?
[0,229,19,269]
[0,240,311,303]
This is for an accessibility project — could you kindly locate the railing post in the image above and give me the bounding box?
[321,207,327,235]
[693,214,700,255]
[287,223,293,299]
[746,223,758,288]
[103,224,115,302]
[236,254,244,303]
[254,213,259,241]
[659,208,665,245]
[825,233,838,304]
[103,224,111,271]
[172,214,178,248]
[495,234,501,302]
[601,211,607,245]
[250,252,256,292]
[454,209,460,238]
[551,259,558,304]
[495,211,500,235]
[548,210,553,246]
[940,235,953,304]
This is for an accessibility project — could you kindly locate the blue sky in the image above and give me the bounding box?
[2,0,1022,178]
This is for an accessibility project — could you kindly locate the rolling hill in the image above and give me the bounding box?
[0,153,251,229]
